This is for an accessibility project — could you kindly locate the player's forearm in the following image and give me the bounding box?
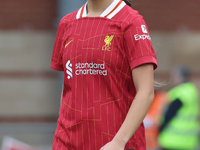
[113,90,154,146]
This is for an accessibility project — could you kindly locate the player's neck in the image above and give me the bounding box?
[87,0,114,17]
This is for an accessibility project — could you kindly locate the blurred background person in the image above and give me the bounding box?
[158,65,199,150]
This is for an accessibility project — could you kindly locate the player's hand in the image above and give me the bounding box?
[100,139,125,150]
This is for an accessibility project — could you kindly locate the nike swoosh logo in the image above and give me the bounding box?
[65,40,74,48]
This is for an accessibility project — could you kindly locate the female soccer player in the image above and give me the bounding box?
[50,0,157,149]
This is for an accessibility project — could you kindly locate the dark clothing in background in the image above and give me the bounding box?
[159,99,182,132]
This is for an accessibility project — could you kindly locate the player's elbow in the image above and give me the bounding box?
[148,91,155,103]
[137,88,155,103]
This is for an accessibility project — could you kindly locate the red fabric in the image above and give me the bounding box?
[51,4,157,150]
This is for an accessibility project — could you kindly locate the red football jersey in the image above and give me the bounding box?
[51,0,157,150]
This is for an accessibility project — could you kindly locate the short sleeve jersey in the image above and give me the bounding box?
[51,0,157,150]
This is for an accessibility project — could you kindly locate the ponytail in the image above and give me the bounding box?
[123,0,131,7]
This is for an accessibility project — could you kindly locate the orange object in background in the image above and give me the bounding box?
[144,90,166,150]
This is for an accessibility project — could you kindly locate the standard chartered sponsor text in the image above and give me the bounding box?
[75,62,107,76]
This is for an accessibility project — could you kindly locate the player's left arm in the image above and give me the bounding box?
[101,63,155,150]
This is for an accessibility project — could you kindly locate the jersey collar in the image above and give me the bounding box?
[76,0,126,19]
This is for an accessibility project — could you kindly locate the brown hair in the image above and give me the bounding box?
[123,0,131,7]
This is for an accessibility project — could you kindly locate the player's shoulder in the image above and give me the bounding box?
[59,9,79,25]
[115,5,144,24]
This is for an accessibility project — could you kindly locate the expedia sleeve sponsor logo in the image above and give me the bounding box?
[134,34,151,41]
[141,25,148,33]
[134,24,151,41]
[65,61,107,79]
